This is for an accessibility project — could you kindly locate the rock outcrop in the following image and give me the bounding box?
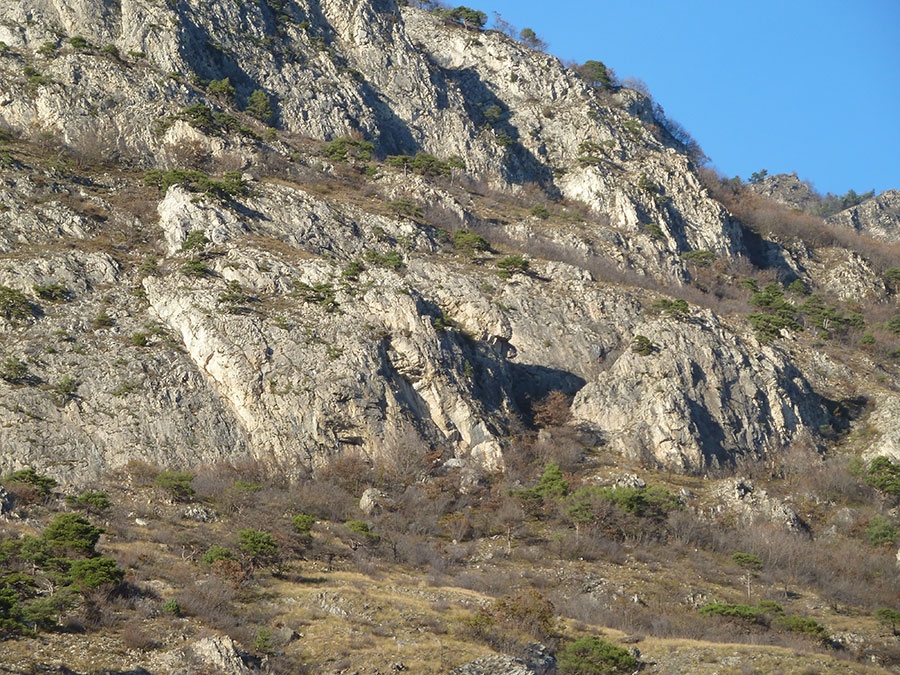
[827,189,900,243]
[572,310,828,473]
[746,173,820,213]
[0,0,895,484]
[0,0,744,286]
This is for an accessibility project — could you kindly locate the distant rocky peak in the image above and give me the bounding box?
[827,189,900,243]
[746,172,820,213]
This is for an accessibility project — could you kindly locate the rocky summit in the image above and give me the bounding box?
[1,1,900,673]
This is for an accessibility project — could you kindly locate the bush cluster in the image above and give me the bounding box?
[144,169,246,200]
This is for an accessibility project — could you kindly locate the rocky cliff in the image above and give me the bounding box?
[0,0,897,485]
[827,189,900,243]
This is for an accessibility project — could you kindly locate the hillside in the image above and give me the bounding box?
[1,1,900,673]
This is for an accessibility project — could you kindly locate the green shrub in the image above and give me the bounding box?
[202,545,236,566]
[386,152,464,177]
[483,104,503,123]
[253,626,274,655]
[747,313,800,343]
[180,258,211,277]
[181,229,209,251]
[154,471,195,501]
[576,60,615,88]
[0,286,36,323]
[325,137,374,163]
[291,281,338,312]
[92,310,114,329]
[604,485,679,518]
[160,598,181,616]
[33,283,72,302]
[739,278,759,293]
[68,557,123,589]
[885,268,900,293]
[886,314,900,336]
[631,335,656,356]
[68,36,93,51]
[529,462,568,501]
[388,198,423,218]
[238,529,280,567]
[787,278,810,295]
[0,357,29,384]
[207,77,236,100]
[66,490,111,513]
[232,479,261,494]
[145,169,246,200]
[364,250,404,271]
[651,298,689,316]
[798,294,861,334]
[51,375,78,404]
[866,456,900,496]
[699,601,775,624]
[865,516,897,547]
[747,283,803,342]
[345,520,378,544]
[876,607,900,634]
[2,468,57,498]
[438,6,487,29]
[731,552,763,569]
[640,222,666,240]
[217,280,250,307]
[453,229,489,254]
[513,463,569,512]
[497,255,529,279]
[42,513,101,556]
[681,249,716,267]
[530,204,550,220]
[292,513,315,534]
[342,260,365,282]
[774,614,827,641]
[130,332,148,347]
[557,636,637,674]
[246,89,274,123]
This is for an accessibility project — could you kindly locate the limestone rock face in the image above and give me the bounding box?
[183,635,257,675]
[0,0,746,287]
[452,643,556,675]
[0,0,893,484]
[711,478,805,530]
[859,395,900,463]
[827,189,900,243]
[572,310,829,473]
[747,173,820,213]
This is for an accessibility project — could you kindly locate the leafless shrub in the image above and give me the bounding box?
[292,478,359,522]
[121,621,158,651]
[80,596,113,631]
[371,423,432,488]
[667,508,713,548]
[315,451,375,497]
[176,578,240,631]
[211,151,247,175]
[702,168,900,274]
[120,459,161,488]
[531,390,573,428]
[422,202,468,234]
[532,428,584,473]
[66,128,125,170]
[163,139,211,171]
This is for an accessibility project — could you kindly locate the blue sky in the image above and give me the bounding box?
[463,0,900,196]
